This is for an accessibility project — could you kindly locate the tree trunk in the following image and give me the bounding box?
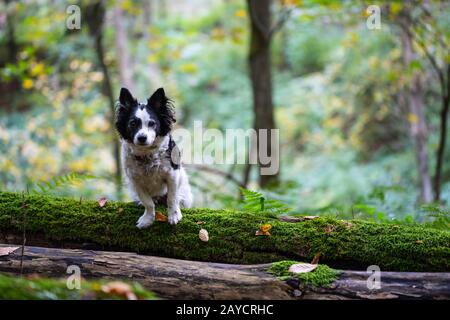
[141,0,163,89]
[1,245,449,300]
[401,28,433,203]
[85,1,123,200]
[113,1,135,92]
[247,0,279,188]
[0,192,449,272]
[433,65,450,202]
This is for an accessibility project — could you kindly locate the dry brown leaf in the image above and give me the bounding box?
[255,223,272,236]
[303,216,320,220]
[117,208,124,214]
[0,246,19,256]
[199,228,209,242]
[415,240,423,244]
[343,221,353,229]
[155,211,168,222]
[196,221,205,225]
[288,263,318,274]
[101,281,137,300]
[324,224,337,234]
[98,197,108,208]
[311,253,321,265]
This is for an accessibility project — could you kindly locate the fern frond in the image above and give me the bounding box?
[33,172,96,194]
[240,187,291,214]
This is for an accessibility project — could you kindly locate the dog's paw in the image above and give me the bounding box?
[168,208,182,225]
[136,213,155,229]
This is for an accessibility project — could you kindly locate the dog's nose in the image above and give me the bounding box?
[137,135,147,143]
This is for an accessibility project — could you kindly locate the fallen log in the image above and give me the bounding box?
[0,270,156,300]
[1,245,449,300]
[0,192,449,271]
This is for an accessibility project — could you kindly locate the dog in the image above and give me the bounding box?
[115,87,193,228]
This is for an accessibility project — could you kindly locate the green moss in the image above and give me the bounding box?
[268,261,340,287]
[0,191,449,271]
[0,273,157,300]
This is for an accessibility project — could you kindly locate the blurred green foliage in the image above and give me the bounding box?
[0,0,449,229]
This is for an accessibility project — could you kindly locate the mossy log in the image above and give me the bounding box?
[0,192,449,272]
[0,266,156,300]
[1,245,449,300]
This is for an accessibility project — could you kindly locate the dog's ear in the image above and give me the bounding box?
[148,88,175,136]
[115,88,135,141]
[147,88,166,111]
[119,87,136,109]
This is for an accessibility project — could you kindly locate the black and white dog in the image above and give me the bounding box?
[115,87,192,228]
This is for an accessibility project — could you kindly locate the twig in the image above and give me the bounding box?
[186,164,246,188]
[269,6,294,38]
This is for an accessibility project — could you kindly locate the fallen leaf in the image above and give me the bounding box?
[343,221,353,229]
[199,228,209,242]
[324,224,337,234]
[311,253,321,265]
[0,246,19,256]
[98,197,108,208]
[303,216,320,220]
[196,221,205,225]
[155,211,168,222]
[255,223,272,236]
[288,263,318,274]
[415,240,423,244]
[117,208,124,214]
[101,281,137,300]
[26,273,41,280]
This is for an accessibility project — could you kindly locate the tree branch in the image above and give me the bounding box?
[186,164,246,188]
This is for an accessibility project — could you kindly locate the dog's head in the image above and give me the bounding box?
[115,87,175,147]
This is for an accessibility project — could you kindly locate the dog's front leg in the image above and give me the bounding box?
[167,172,182,225]
[136,192,156,229]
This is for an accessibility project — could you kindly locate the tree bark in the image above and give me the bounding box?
[1,245,449,300]
[433,65,450,202]
[400,26,433,203]
[113,1,135,92]
[247,0,279,188]
[0,192,449,272]
[85,1,123,200]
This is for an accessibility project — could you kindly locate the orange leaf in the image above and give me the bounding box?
[101,281,137,300]
[255,224,272,236]
[98,197,108,208]
[155,211,168,222]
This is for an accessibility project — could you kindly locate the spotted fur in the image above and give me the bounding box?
[115,87,193,228]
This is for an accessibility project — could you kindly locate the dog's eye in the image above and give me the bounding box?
[148,120,156,127]
[129,120,137,127]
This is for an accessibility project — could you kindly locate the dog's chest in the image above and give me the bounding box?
[125,152,171,196]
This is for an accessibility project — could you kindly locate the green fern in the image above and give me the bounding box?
[240,187,290,214]
[33,172,96,194]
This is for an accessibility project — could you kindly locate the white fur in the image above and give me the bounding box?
[121,135,193,229]
[134,108,156,145]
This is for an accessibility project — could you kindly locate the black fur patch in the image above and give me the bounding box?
[167,135,180,170]
[115,87,176,142]
[147,88,176,137]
